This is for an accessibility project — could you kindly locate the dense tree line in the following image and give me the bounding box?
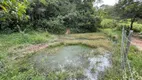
[0,0,141,34]
[0,0,101,33]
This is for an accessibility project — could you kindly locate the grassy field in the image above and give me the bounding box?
[101,19,142,32]
[0,30,142,80]
[0,31,55,80]
[0,31,54,59]
[0,32,112,80]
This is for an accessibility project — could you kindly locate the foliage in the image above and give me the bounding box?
[128,46,142,76]
[100,29,142,80]
[101,19,118,28]
[99,0,142,31]
[115,0,142,30]
[118,21,142,32]
[0,0,29,32]
[101,19,142,32]
[0,0,101,33]
[98,5,116,19]
[0,31,51,45]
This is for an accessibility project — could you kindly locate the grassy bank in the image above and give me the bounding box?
[0,32,54,78]
[1,30,142,80]
[100,28,142,80]
[0,32,112,80]
[0,31,54,59]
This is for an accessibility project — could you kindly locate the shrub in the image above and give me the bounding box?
[101,19,118,28]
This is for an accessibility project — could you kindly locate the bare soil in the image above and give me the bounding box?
[131,36,142,50]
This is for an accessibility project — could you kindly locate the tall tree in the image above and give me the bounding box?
[115,0,142,30]
[99,5,117,19]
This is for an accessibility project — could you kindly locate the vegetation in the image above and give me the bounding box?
[0,0,101,33]
[101,19,142,32]
[115,0,142,30]
[0,0,142,80]
[100,28,142,80]
[0,33,111,80]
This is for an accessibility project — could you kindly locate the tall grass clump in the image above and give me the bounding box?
[0,31,52,46]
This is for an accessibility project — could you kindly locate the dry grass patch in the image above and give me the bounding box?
[63,39,112,50]
[63,33,106,40]
[60,33,112,50]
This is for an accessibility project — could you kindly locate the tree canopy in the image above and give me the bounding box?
[0,0,101,33]
[115,0,142,30]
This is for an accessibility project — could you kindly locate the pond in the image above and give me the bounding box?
[30,45,111,80]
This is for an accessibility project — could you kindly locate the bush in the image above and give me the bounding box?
[0,0,101,34]
[101,19,118,28]
[101,19,142,32]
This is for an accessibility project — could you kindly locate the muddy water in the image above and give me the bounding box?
[30,45,111,80]
[85,54,110,80]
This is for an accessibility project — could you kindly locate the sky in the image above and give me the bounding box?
[94,0,118,7]
[102,0,118,5]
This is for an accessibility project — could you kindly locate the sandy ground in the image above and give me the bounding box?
[131,37,142,50]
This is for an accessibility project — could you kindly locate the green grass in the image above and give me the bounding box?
[0,31,55,80]
[100,28,142,80]
[128,46,142,76]
[118,21,142,32]
[0,31,52,45]
[100,28,121,41]
[101,19,142,32]
[101,19,117,28]
[0,31,53,58]
[1,30,142,80]
[0,32,112,80]
[101,40,142,80]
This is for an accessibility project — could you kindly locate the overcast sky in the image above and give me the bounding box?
[94,0,118,6]
[102,0,118,5]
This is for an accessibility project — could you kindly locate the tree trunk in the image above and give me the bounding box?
[130,20,134,30]
[130,18,135,30]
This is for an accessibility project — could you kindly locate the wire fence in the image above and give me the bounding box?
[121,27,134,80]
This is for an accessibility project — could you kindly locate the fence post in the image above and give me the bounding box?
[124,30,133,66]
[121,27,125,69]
[121,28,134,79]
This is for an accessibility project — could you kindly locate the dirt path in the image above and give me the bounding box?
[131,37,142,50]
